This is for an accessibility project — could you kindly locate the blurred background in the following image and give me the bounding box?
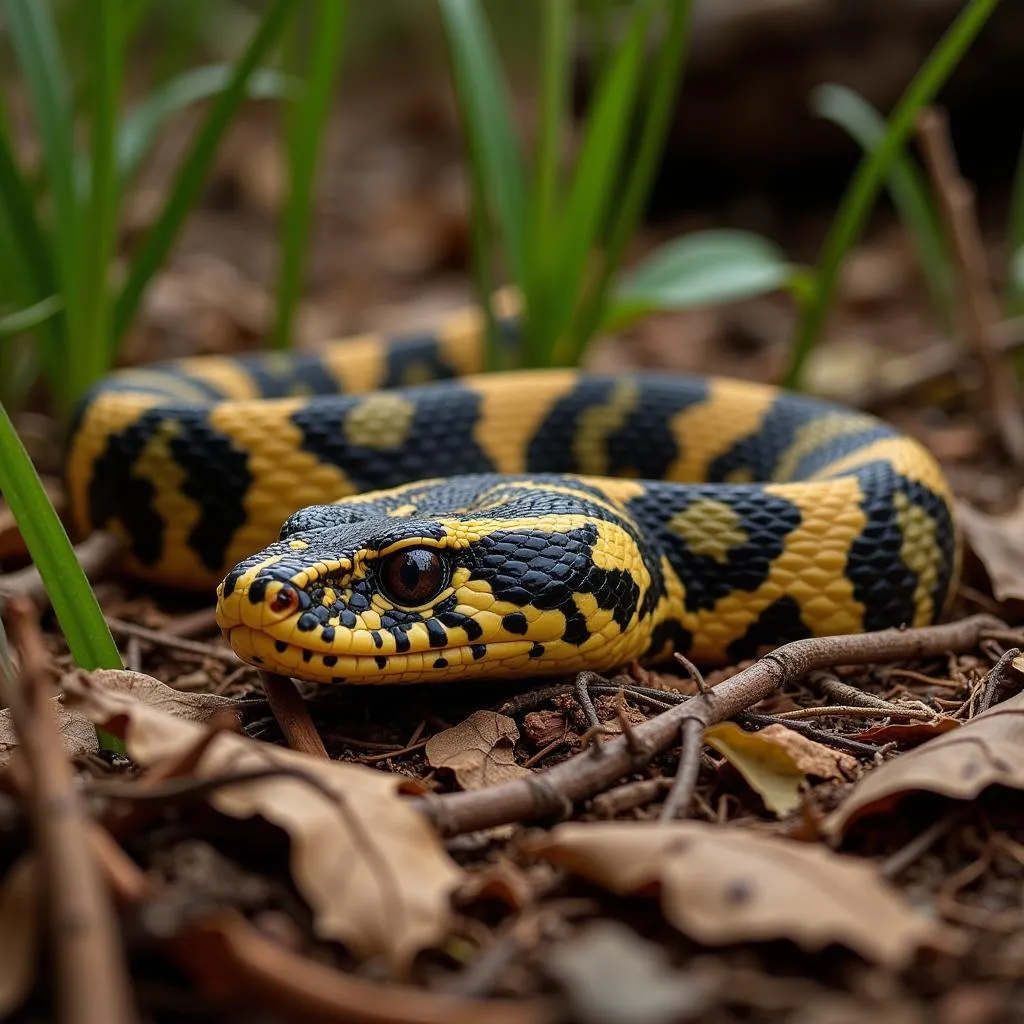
[2,0,1023,504]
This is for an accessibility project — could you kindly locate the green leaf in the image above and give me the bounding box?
[5,0,80,321]
[571,0,693,359]
[439,0,530,320]
[0,399,124,753]
[272,2,348,349]
[811,83,953,330]
[543,0,653,364]
[605,230,798,329]
[783,0,1003,390]
[112,0,294,345]
[116,64,299,187]
[0,295,64,337]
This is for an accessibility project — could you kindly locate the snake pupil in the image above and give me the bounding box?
[381,548,446,605]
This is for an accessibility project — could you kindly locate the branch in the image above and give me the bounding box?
[416,616,1003,837]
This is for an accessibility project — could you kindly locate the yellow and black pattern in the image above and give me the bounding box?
[67,302,959,683]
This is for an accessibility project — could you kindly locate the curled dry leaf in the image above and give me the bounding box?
[703,722,854,818]
[528,822,960,967]
[0,857,39,1018]
[0,698,98,767]
[956,495,1024,602]
[425,710,530,790]
[62,670,463,970]
[848,718,960,746]
[544,921,711,1024]
[826,690,1024,839]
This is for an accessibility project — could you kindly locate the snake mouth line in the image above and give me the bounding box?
[225,625,543,683]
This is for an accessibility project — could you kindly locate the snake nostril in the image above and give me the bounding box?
[269,585,299,614]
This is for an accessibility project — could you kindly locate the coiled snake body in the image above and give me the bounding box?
[67,305,959,684]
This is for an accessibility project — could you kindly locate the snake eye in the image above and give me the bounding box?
[270,585,299,614]
[379,547,448,606]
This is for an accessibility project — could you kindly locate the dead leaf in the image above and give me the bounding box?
[745,724,857,779]
[425,710,530,790]
[63,670,463,970]
[703,722,807,817]
[0,857,39,1018]
[528,822,959,967]
[957,495,1024,602]
[0,698,97,767]
[544,921,710,1024]
[826,690,1024,839]
[848,718,960,746]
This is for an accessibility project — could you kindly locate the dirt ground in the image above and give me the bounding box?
[5,28,1024,1024]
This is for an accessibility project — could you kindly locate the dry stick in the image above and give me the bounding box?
[976,647,1021,715]
[659,717,705,822]
[416,616,1003,837]
[259,671,329,759]
[0,598,135,1024]
[0,531,123,610]
[768,704,937,722]
[810,669,904,711]
[916,107,1024,467]
[105,616,241,666]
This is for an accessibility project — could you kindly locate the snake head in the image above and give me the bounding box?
[214,494,650,684]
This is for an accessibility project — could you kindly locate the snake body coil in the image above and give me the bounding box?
[67,305,959,684]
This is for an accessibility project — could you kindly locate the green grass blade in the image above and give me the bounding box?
[0,295,63,337]
[782,0,1002,390]
[811,83,953,330]
[5,0,80,324]
[116,65,299,188]
[271,2,348,350]
[605,229,798,330]
[571,0,692,357]
[543,1,654,365]
[1007,130,1024,316]
[439,0,530,297]
[70,0,125,409]
[112,0,294,346]
[0,400,124,752]
[531,1,572,275]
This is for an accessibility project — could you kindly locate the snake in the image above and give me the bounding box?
[66,301,960,685]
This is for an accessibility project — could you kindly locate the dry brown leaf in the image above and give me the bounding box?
[63,670,463,970]
[528,822,959,967]
[742,724,857,779]
[957,495,1024,602]
[0,698,97,767]
[0,668,242,768]
[703,722,807,817]
[0,857,39,1018]
[826,690,1024,838]
[425,710,530,790]
[848,718,960,746]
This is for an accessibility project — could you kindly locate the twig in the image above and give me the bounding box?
[916,106,1024,467]
[810,670,903,710]
[416,617,1002,837]
[0,531,122,611]
[673,651,709,693]
[659,717,705,822]
[590,777,672,817]
[975,647,1021,715]
[768,704,937,722]
[0,598,134,1023]
[878,808,964,880]
[106,616,242,666]
[259,671,329,759]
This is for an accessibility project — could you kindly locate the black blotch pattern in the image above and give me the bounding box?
[292,383,494,492]
[644,619,694,661]
[375,656,387,670]
[502,612,528,635]
[382,332,460,388]
[845,463,957,632]
[465,522,640,647]
[726,596,811,662]
[628,483,802,613]
[526,375,710,479]
[433,657,448,669]
[233,352,339,397]
[323,655,338,667]
[528,643,544,658]
[274,640,287,653]
[471,645,487,660]
[425,619,448,647]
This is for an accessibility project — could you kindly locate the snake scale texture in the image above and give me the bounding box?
[67,303,959,684]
